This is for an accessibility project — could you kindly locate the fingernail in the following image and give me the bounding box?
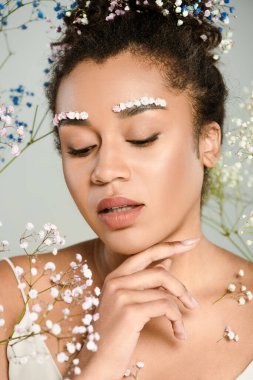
[181,238,200,246]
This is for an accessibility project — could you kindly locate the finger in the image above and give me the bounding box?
[133,299,186,340]
[108,268,199,310]
[107,239,200,280]
[114,288,172,305]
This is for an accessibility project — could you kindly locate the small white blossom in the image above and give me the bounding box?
[31,267,38,276]
[44,262,56,271]
[50,287,59,298]
[227,283,236,292]
[29,289,38,299]
[57,352,69,363]
[30,324,41,334]
[76,253,82,263]
[25,222,34,231]
[241,285,247,291]
[30,312,38,322]
[238,296,246,305]
[0,318,5,327]
[52,323,61,335]
[46,320,53,329]
[74,367,81,375]
[66,342,76,354]
[0,304,4,312]
[15,266,24,277]
[32,304,42,313]
[18,282,26,290]
[47,303,54,311]
[238,269,245,277]
[20,241,28,249]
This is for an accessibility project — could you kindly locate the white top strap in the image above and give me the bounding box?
[2,257,30,313]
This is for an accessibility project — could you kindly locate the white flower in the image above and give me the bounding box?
[82,297,93,310]
[11,143,20,157]
[25,222,34,231]
[30,312,38,322]
[18,282,26,290]
[31,267,38,276]
[0,304,4,312]
[31,324,41,334]
[44,238,52,246]
[93,313,100,322]
[32,304,42,313]
[50,287,59,298]
[52,248,58,255]
[0,318,5,327]
[238,296,246,305]
[66,342,76,354]
[46,320,53,329]
[29,289,38,299]
[39,230,45,239]
[44,223,52,231]
[73,358,79,365]
[70,261,78,269]
[57,352,68,363]
[72,287,83,297]
[124,369,132,377]
[76,342,82,350]
[15,266,24,277]
[74,366,81,375]
[76,253,82,263]
[94,287,101,296]
[52,323,61,335]
[82,314,93,326]
[136,361,145,369]
[227,330,235,340]
[47,304,54,311]
[44,262,56,271]
[1,240,9,247]
[246,291,253,301]
[82,264,92,278]
[234,334,239,342]
[63,308,70,316]
[227,283,236,292]
[241,285,247,291]
[86,340,98,352]
[20,241,28,249]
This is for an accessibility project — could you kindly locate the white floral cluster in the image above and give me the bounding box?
[124,360,145,378]
[0,221,101,378]
[0,104,25,158]
[17,222,66,256]
[213,269,253,306]
[224,325,239,342]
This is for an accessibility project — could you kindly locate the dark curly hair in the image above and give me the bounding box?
[45,0,228,210]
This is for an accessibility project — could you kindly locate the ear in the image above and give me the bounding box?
[199,122,222,168]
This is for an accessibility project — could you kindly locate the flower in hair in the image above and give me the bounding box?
[63,0,236,42]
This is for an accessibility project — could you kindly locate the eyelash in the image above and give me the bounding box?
[66,132,160,157]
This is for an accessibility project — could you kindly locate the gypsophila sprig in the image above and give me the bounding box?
[216,325,239,343]
[0,222,101,378]
[124,360,145,379]
[213,268,253,305]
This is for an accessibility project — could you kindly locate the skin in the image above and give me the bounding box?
[56,49,222,294]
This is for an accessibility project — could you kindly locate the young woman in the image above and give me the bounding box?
[1,1,253,379]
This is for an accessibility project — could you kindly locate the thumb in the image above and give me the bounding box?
[154,258,172,271]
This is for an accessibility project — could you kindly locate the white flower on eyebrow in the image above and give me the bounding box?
[112,96,167,113]
[53,111,89,127]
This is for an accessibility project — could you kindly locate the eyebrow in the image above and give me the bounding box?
[58,103,167,128]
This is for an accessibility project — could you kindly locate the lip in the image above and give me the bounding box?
[97,196,144,213]
[98,204,145,230]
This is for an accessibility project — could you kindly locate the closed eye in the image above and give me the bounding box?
[67,132,160,157]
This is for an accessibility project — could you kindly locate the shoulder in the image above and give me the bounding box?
[0,237,98,329]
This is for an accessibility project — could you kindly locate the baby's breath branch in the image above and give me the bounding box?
[0,32,14,70]
[0,130,53,174]
[213,292,228,305]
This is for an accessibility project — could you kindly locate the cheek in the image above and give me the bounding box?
[150,138,203,206]
[61,159,87,202]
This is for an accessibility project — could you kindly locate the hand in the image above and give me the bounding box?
[81,239,200,380]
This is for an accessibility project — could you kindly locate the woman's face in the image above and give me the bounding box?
[56,50,207,255]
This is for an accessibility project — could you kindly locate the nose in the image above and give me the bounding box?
[90,140,130,185]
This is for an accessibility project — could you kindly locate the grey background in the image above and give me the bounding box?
[0,1,252,258]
